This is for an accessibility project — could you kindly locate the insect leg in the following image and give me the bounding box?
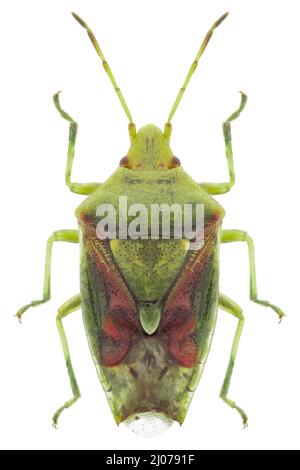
[200,92,247,195]
[52,294,81,427]
[221,229,285,321]
[53,92,102,195]
[16,229,79,322]
[218,293,247,427]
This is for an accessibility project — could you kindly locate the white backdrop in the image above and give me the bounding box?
[0,0,298,450]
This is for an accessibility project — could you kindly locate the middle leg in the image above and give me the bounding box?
[221,229,285,321]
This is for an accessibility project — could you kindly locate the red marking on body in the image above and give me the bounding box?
[101,332,131,366]
[80,215,140,366]
[171,338,198,367]
[168,315,198,367]
[79,213,222,369]
[102,317,122,341]
[161,218,220,367]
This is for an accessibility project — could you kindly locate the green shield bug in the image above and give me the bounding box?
[16,11,285,436]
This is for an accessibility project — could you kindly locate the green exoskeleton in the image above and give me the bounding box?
[16,12,284,436]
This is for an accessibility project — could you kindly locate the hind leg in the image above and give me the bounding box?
[219,293,247,426]
[52,294,82,427]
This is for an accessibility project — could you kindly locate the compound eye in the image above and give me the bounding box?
[170,156,181,168]
[119,156,131,168]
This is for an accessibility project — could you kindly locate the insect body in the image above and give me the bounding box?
[17,12,284,436]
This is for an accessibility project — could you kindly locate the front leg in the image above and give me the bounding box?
[16,229,79,321]
[200,92,247,195]
[53,92,101,195]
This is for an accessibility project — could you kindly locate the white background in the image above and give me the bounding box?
[0,0,298,450]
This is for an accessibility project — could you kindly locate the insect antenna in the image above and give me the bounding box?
[164,12,229,141]
[72,12,136,141]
